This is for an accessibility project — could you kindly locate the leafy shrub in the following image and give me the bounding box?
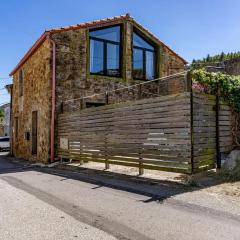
[190,69,240,112]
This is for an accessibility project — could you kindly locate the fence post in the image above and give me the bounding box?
[105,92,109,105]
[60,102,64,114]
[104,134,109,170]
[79,142,83,165]
[186,71,192,92]
[139,150,144,175]
[188,72,194,174]
[138,85,142,100]
[68,141,72,163]
[80,99,84,110]
[216,84,221,169]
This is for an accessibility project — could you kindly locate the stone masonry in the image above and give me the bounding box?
[10,15,186,162]
[52,17,186,113]
[11,41,52,162]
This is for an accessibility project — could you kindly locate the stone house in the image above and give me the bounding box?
[0,103,10,137]
[9,14,187,162]
[222,57,240,76]
[194,56,240,76]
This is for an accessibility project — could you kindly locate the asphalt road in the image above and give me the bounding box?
[0,154,240,240]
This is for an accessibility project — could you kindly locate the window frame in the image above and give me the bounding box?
[89,24,123,77]
[132,30,157,81]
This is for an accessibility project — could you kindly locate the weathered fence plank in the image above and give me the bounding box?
[57,93,192,174]
[192,92,217,171]
[57,90,234,175]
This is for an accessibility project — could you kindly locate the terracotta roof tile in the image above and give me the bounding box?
[47,14,128,33]
[9,14,187,76]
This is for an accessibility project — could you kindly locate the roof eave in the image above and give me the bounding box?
[9,31,50,76]
[131,19,188,64]
[9,14,187,76]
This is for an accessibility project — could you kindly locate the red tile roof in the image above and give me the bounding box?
[9,14,187,76]
[48,14,128,33]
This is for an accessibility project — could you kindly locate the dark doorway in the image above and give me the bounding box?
[32,111,38,155]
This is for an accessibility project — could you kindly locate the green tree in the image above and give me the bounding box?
[206,54,210,62]
[220,52,225,61]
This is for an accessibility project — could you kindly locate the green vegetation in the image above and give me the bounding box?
[190,68,240,112]
[192,51,240,65]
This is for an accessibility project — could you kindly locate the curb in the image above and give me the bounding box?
[55,163,190,188]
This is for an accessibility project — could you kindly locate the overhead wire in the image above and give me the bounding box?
[64,71,187,103]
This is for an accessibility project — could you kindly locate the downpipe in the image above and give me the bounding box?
[47,35,56,163]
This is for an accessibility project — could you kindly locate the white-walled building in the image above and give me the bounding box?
[0,103,10,137]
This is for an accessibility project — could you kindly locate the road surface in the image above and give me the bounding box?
[0,153,240,240]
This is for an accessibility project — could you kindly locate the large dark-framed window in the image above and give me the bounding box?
[89,25,122,77]
[132,32,156,80]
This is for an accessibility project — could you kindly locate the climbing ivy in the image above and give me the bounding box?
[190,69,240,112]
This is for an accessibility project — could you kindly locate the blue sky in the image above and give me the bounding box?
[1,0,240,104]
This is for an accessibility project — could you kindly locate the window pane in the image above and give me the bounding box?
[146,51,154,80]
[133,48,144,79]
[107,43,120,76]
[90,39,104,74]
[90,26,120,42]
[133,33,154,50]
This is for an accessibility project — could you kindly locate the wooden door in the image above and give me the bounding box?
[32,111,38,155]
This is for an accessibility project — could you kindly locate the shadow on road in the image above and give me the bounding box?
[0,154,232,203]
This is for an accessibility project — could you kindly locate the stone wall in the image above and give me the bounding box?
[10,18,186,162]
[11,40,52,162]
[224,57,240,76]
[201,58,240,76]
[52,18,186,113]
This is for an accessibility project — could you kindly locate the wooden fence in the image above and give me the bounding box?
[192,93,216,172]
[57,91,233,174]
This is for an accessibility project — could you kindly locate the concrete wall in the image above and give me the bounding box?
[11,40,52,162]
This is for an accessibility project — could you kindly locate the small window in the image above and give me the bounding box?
[89,25,121,77]
[19,69,23,97]
[133,32,155,80]
[86,102,106,108]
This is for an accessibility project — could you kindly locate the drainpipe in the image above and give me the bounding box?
[47,35,56,163]
[10,86,13,156]
[5,84,13,156]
